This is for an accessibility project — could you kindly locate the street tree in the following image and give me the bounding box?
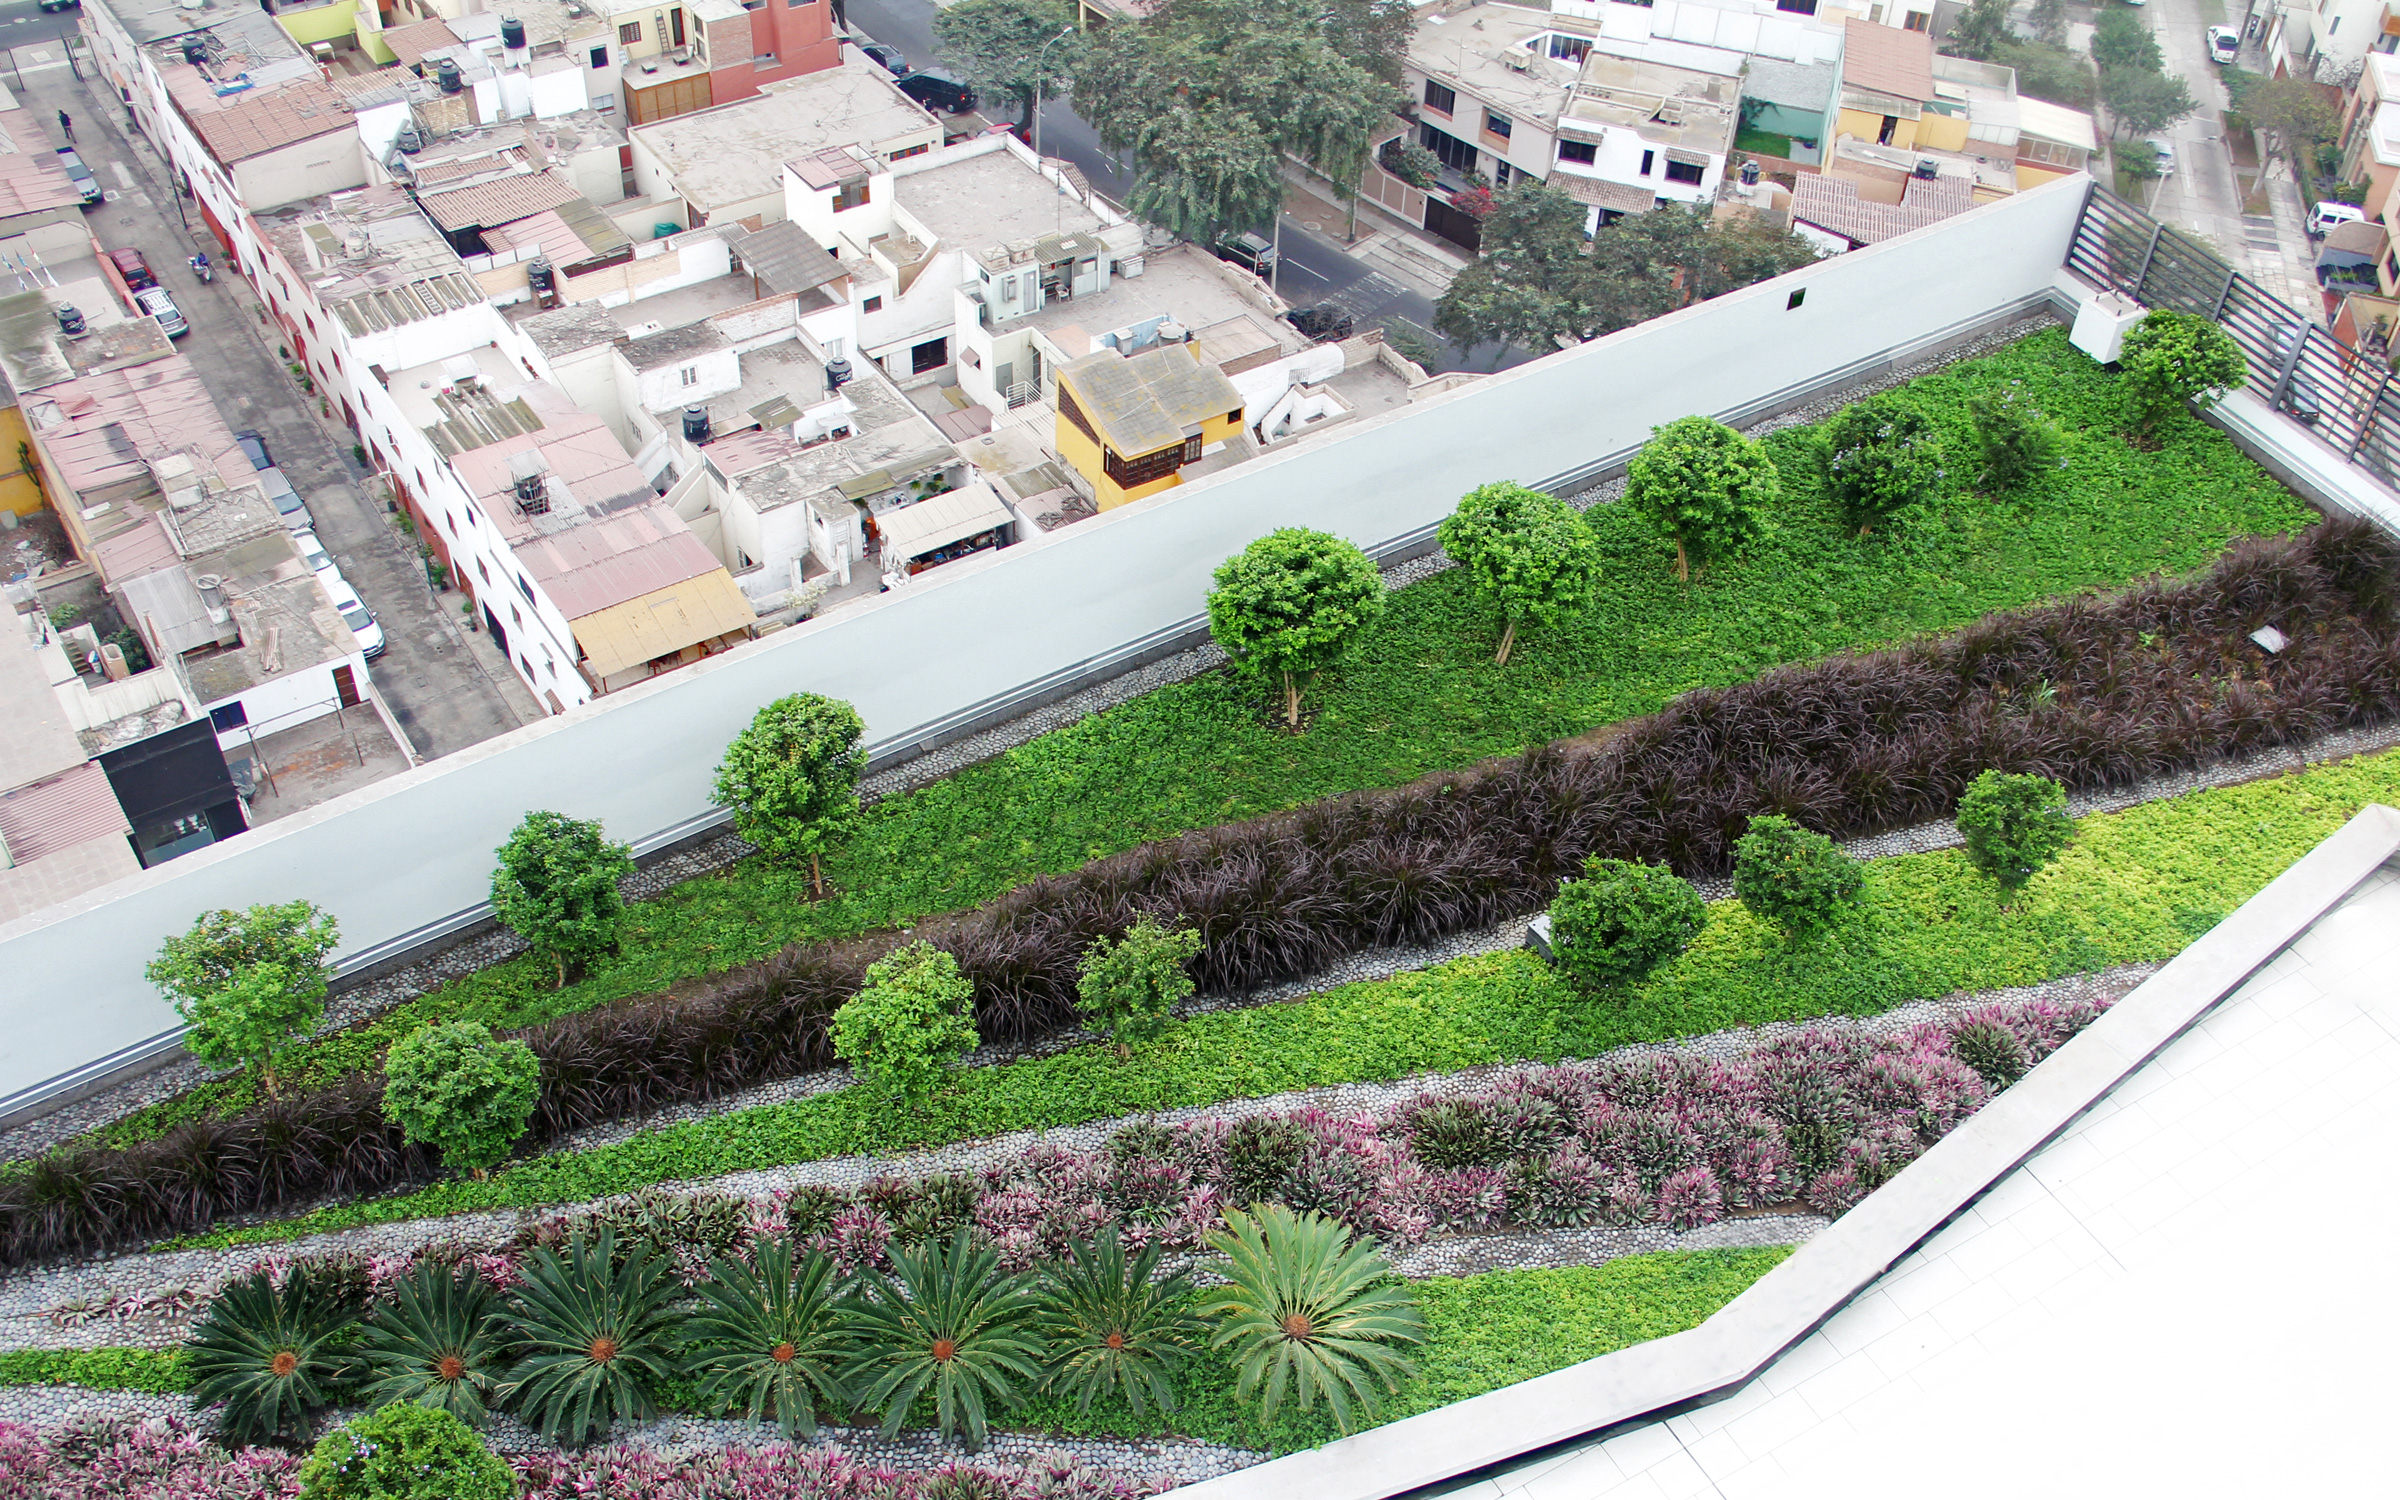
[1435,480,1602,664]
[2102,66,2196,139]
[1432,182,1590,359]
[711,693,866,900]
[1207,528,1386,730]
[1622,416,1781,581]
[145,901,341,1096]
[489,810,636,989]
[1941,0,2014,62]
[2238,74,2340,151]
[933,0,1082,131]
[2091,8,2161,74]
[1124,104,1287,245]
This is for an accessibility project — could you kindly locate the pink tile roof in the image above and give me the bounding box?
[417,170,582,232]
[0,762,129,862]
[1792,171,1975,247]
[482,209,589,265]
[1841,19,1937,103]
[513,503,726,621]
[166,66,353,164]
[92,514,180,581]
[23,357,248,495]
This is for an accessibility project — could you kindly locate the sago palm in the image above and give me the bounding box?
[186,1266,358,1445]
[687,1235,850,1437]
[357,1258,511,1425]
[1199,1203,1426,1435]
[501,1227,683,1446]
[1036,1228,1206,1421]
[839,1229,1046,1452]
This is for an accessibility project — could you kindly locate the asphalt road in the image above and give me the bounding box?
[0,0,81,61]
[837,0,1501,368]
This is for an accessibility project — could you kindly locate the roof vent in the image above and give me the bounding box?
[682,405,711,443]
[194,573,230,624]
[508,449,551,514]
[436,57,464,93]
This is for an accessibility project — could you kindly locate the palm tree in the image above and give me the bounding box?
[1199,1203,1426,1434]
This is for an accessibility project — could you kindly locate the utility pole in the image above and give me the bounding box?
[1030,25,1075,161]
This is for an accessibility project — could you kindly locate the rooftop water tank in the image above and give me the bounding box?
[435,57,463,93]
[500,15,526,48]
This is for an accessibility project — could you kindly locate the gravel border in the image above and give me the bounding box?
[0,318,2081,1166]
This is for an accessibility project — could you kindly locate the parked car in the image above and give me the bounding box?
[2308,200,2366,238]
[258,467,314,532]
[1214,231,1278,279]
[323,575,385,660]
[896,69,977,114]
[1285,304,1355,343]
[2144,136,2175,176]
[106,246,156,292]
[2206,24,2241,62]
[134,285,187,338]
[233,428,272,471]
[291,528,337,578]
[37,0,78,13]
[54,148,101,207]
[858,41,908,75]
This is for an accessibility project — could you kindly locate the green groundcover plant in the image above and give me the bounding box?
[69,329,2315,1153]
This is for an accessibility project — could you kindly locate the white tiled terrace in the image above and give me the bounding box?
[1478,859,2400,1500]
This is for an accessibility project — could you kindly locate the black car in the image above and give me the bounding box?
[54,147,101,208]
[858,41,908,76]
[38,0,79,13]
[234,428,273,471]
[897,69,977,114]
[1213,231,1277,279]
[1285,304,1354,343]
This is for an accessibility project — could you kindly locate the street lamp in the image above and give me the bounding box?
[1030,24,1075,162]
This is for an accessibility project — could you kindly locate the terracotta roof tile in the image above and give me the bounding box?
[1841,20,1936,103]
[167,68,354,164]
[0,762,129,862]
[1792,170,1974,247]
[416,170,582,231]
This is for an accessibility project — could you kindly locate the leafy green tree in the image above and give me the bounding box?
[841,1229,1046,1452]
[933,0,1081,129]
[1123,103,1287,245]
[1036,1227,1206,1419]
[297,1404,514,1500]
[2118,309,2247,437]
[1075,915,1203,1057]
[146,901,340,1096]
[2091,8,2161,74]
[1433,182,1592,361]
[2237,73,2339,150]
[1546,857,1705,994]
[1819,394,1944,535]
[1207,528,1387,730]
[381,1021,542,1176]
[1622,416,1781,581]
[1955,770,2076,890]
[2025,0,2068,46]
[1731,815,1864,939]
[356,1259,511,1425]
[711,692,865,900]
[1992,36,2093,108]
[2102,66,2196,139]
[187,1266,358,1445]
[1967,385,2061,493]
[1436,480,1601,664]
[831,941,980,1110]
[489,810,635,989]
[1199,1203,1425,1434]
[1941,0,2014,60]
[687,1235,851,1438]
[501,1227,684,1447]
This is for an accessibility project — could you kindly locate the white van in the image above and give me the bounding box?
[2307,201,2366,238]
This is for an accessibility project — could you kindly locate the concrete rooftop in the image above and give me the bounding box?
[898,150,1106,257]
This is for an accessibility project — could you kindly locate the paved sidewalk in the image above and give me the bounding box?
[1279,167,1470,301]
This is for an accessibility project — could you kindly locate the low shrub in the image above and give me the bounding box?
[1076,917,1204,1057]
[1732,816,1865,938]
[296,1405,512,1500]
[1955,771,2075,889]
[1546,858,1706,993]
[831,942,979,1110]
[380,1022,540,1175]
[185,1267,357,1445]
[1819,394,1942,535]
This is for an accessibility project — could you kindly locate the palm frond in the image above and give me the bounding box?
[1199,1203,1426,1434]
[687,1234,850,1437]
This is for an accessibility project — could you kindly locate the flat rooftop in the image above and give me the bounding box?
[0,276,166,395]
[1411,7,1581,124]
[1566,53,1741,153]
[897,150,1107,258]
[176,529,353,704]
[631,60,940,214]
[1020,245,1297,359]
[704,348,950,518]
[258,185,486,341]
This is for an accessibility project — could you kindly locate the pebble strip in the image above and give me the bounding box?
[0,317,2070,1165]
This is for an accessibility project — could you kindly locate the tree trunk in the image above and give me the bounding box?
[809,851,826,902]
[1673,537,1691,582]
[555,954,567,990]
[1283,671,1302,730]
[261,1062,279,1100]
[1494,618,1518,666]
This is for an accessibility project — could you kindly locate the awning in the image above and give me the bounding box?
[881,485,1014,560]
[1552,173,1656,214]
[570,569,757,680]
[1664,147,1711,168]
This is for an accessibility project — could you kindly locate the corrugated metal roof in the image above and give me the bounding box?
[91,514,178,583]
[513,502,728,620]
[2015,96,2097,152]
[728,219,849,295]
[328,270,488,336]
[0,110,87,221]
[0,762,129,862]
[1056,345,1244,457]
[568,563,757,679]
[417,171,581,232]
[881,485,1012,560]
[1841,19,1935,103]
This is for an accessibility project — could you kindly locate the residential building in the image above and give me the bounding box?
[628,61,944,231]
[1053,341,1247,511]
[1552,53,1741,225]
[0,91,95,238]
[0,608,142,922]
[1791,160,1976,250]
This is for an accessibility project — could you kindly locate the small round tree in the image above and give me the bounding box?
[1076,915,1205,1057]
[382,1020,541,1177]
[1546,857,1706,995]
[489,810,635,989]
[831,941,980,1111]
[145,901,341,1096]
[1207,528,1387,731]
[2118,309,2247,440]
[711,693,866,900]
[1966,385,2061,494]
[1622,416,1781,581]
[1436,481,1602,665]
[1731,815,1864,939]
[297,1404,514,1500]
[1954,770,2075,891]
[1819,394,1942,536]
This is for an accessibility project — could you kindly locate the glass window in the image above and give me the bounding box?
[619,21,641,42]
[1485,111,1512,139]
[1664,158,1705,184]
[209,702,248,731]
[1640,149,1655,175]
[589,44,608,67]
[1558,139,1597,165]
[863,294,883,312]
[1424,79,1457,114]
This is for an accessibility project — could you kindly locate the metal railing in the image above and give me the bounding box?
[2066,186,2400,486]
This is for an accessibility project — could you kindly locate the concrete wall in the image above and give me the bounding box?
[204,653,369,752]
[0,175,2096,1113]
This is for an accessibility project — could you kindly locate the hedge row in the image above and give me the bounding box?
[5,519,2394,1267]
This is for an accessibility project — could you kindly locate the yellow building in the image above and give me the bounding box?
[1835,19,1937,152]
[1054,342,1246,511]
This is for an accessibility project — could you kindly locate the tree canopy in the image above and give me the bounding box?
[1206,527,1386,730]
[933,0,1082,129]
[711,693,866,899]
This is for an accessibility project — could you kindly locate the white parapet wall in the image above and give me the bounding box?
[0,176,2096,1116]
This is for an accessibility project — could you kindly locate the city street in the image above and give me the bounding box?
[9,42,541,759]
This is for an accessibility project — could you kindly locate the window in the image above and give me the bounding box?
[754,52,776,65]
[679,365,699,386]
[1639,149,1655,175]
[911,336,948,374]
[1548,34,1591,62]
[791,0,817,5]
[517,574,537,606]
[1485,111,1512,139]
[444,510,457,535]
[2331,14,2342,31]
[619,20,641,42]
[1774,0,1817,12]
[1494,160,1512,186]
[512,604,524,627]
[476,558,491,584]
[962,347,980,368]
[863,294,883,312]
[1558,139,1597,165]
[209,702,248,731]
[1787,287,1806,310]
[1424,79,1456,114]
[889,142,930,160]
[1664,158,1705,184]
[1420,122,1478,174]
[520,654,535,679]
[589,44,608,67]
[833,179,869,211]
[593,93,616,113]
[1903,8,1929,28]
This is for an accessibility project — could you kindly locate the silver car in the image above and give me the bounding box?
[258,468,314,533]
[135,285,187,337]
